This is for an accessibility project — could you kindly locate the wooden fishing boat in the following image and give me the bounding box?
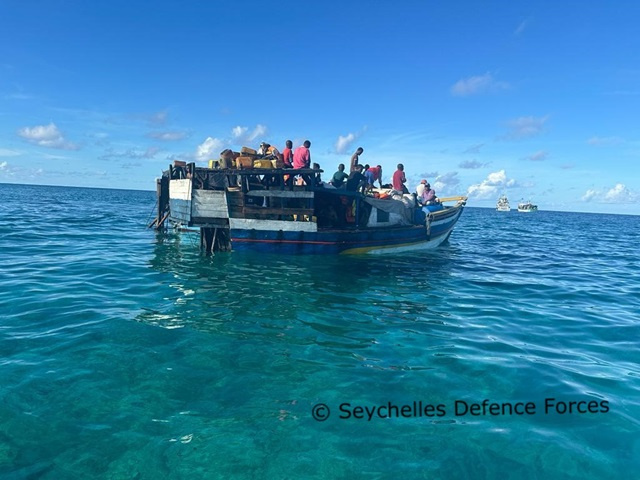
[152,162,467,255]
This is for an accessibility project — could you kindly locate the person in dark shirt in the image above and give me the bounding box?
[346,164,366,192]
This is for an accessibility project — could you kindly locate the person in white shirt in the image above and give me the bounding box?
[416,179,427,197]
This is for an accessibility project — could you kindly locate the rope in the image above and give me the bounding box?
[146,198,158,228]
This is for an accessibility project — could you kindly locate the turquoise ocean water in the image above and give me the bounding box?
[1,183,639,479]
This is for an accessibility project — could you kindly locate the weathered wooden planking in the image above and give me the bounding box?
[169,179,192,200]
[192,190,229,219]
[245,190,314,198]
[229,218,318,232]
[243,206,314,216]
[169,179,192,223]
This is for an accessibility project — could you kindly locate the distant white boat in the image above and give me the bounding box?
[517,200,538,212]
[496,195,511,212]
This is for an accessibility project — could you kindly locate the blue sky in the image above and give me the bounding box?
[1,0,639,214]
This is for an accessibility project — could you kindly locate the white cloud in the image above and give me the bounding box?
[501,115,549,140]
[335,126,367,154]
[466,169,517,199]
[450,73,509,96]
[187,124,270,163]
[17,123,79,150]
[581,189,598,202]
[433,172,460,193]
[196,137,225,161]
[335,133,356,154]
[248,124,267,141]
[604,183,637,203]
[0,161,17,177]
[582,184,638,203]
[231,124,268,144]
[232,126,247,139]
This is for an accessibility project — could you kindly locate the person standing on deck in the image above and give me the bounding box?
[392,163,408,194]
[282,140,294,168]
[349,147,364,173]
[293,140,311,169]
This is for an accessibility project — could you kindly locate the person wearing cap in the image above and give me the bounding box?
[420,182,440,205]
[416,179,427,197]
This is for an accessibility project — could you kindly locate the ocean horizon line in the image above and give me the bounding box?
[2,181,639,217]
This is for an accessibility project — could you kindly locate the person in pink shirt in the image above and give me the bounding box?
[392,163,409,193]
[293,140,311,169]
[282,140,293,168]
[420,182,440,205]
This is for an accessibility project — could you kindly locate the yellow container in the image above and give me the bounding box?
[271,159,284,168]
[208,159,219,169]
[253,159,273,169]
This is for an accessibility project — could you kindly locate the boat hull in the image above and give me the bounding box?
[229,206,463,255]
[158,168,466,255]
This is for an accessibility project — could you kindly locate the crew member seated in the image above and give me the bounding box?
[419,183,441,206]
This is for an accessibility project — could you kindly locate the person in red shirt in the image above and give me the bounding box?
[293,140,311,169]
[367,165,383,189]
[392,163,408,193]
[282,140,293,168]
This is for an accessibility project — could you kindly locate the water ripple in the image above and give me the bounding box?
[1,184,639,477]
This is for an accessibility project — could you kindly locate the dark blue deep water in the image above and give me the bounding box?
[1,183,639,479]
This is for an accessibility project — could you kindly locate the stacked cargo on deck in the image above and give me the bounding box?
[208,146,284,170]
